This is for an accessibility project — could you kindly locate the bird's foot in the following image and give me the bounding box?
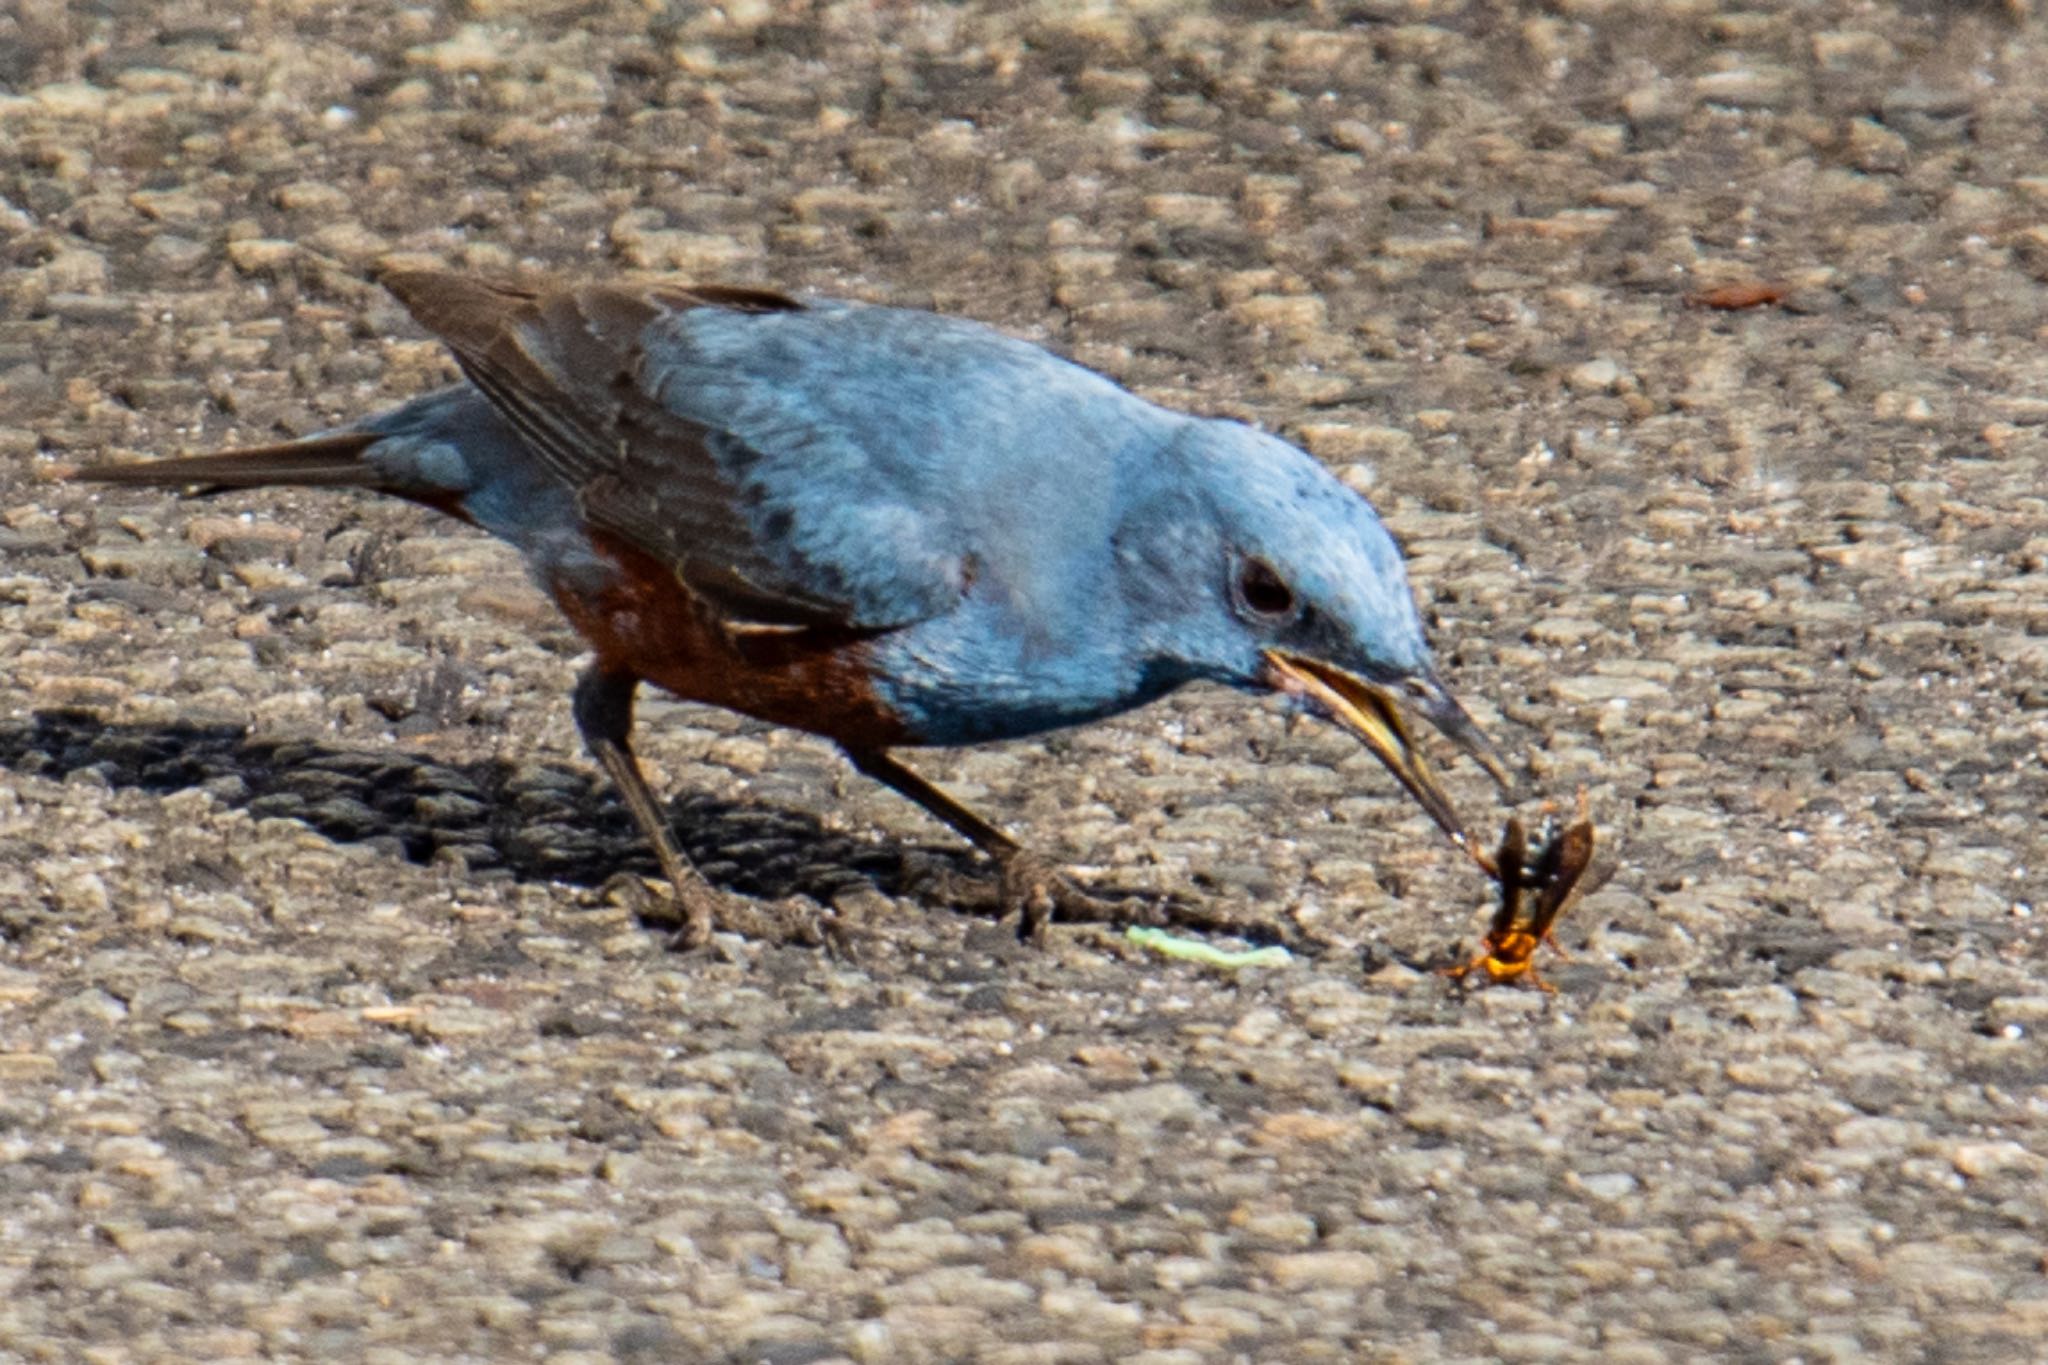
[904,851,1298,950]
[997,849,1134,942]
[599,873,827,950]
[899,850,1129,940]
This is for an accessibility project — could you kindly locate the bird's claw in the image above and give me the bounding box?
[898,850,1140,939]
[997,850,1131,942]
[902,849,1300,950]
[599,872,827,950]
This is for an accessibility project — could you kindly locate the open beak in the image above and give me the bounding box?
[1261,650,1515,866]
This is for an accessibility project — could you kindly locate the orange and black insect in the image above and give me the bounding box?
[1446,790,1595,992]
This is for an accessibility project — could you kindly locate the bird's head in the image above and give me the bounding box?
[1132,419,1514,860]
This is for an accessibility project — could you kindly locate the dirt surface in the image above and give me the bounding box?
[3,2,2045,1361]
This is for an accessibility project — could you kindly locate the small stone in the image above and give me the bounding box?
[1229,294,1327,337]
[1949,1141,2044,1179]
[36,247,110,293]
[1266,1250,1381,1290]
[33,81,110,117]
[1254,1111,1351,1147]
[0,1053,58,1080]
[1379,234,1474,263]
[1985,996,2048,1028]
[1812,30,1896,70]
[1568,357,1625,393]
[1847,119,1910,174]
[225,238,298,273]
[1488,209,1617,242]
[465,1140,591,1175]
[1093,1083,1211,1135]
[405,24,508,73]
[1692,66,1794,109]
[1573,1172,1640,1201]
[274,180,353,214]
[1551,674,1666,704]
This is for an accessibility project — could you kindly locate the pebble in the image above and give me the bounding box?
[1265,1250,1381,1290]
[406,25,508,74]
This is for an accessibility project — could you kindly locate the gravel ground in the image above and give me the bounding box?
[3,2,2046,1361]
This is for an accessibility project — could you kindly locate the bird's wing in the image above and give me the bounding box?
[380,269,968,633]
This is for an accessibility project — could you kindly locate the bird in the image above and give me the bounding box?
[73,269,1513,946]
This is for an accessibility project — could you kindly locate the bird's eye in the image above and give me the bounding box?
[1235,557,1299,623]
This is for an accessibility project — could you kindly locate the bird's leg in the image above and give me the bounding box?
[572,666,748,948]
[841,747,1128,940]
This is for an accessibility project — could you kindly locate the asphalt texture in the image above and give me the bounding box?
[2,3,2045,1362]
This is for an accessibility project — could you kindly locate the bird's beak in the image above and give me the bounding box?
[1261,650,1515,865]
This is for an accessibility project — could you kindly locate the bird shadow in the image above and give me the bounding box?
[0,707,920,910]
[0,708,1283,948]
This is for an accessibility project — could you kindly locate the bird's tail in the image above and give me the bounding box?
[69,431,385,495]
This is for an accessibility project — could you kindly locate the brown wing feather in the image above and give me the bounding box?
[379,271,605,487]
[374,270,539,349]
[378,269,841,629]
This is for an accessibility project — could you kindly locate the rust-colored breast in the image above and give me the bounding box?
[546,531,911,751]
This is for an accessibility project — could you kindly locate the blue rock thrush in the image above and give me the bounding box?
[75,271,1512,944]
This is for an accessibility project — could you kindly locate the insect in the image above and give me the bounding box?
[1445,789,1595,992]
